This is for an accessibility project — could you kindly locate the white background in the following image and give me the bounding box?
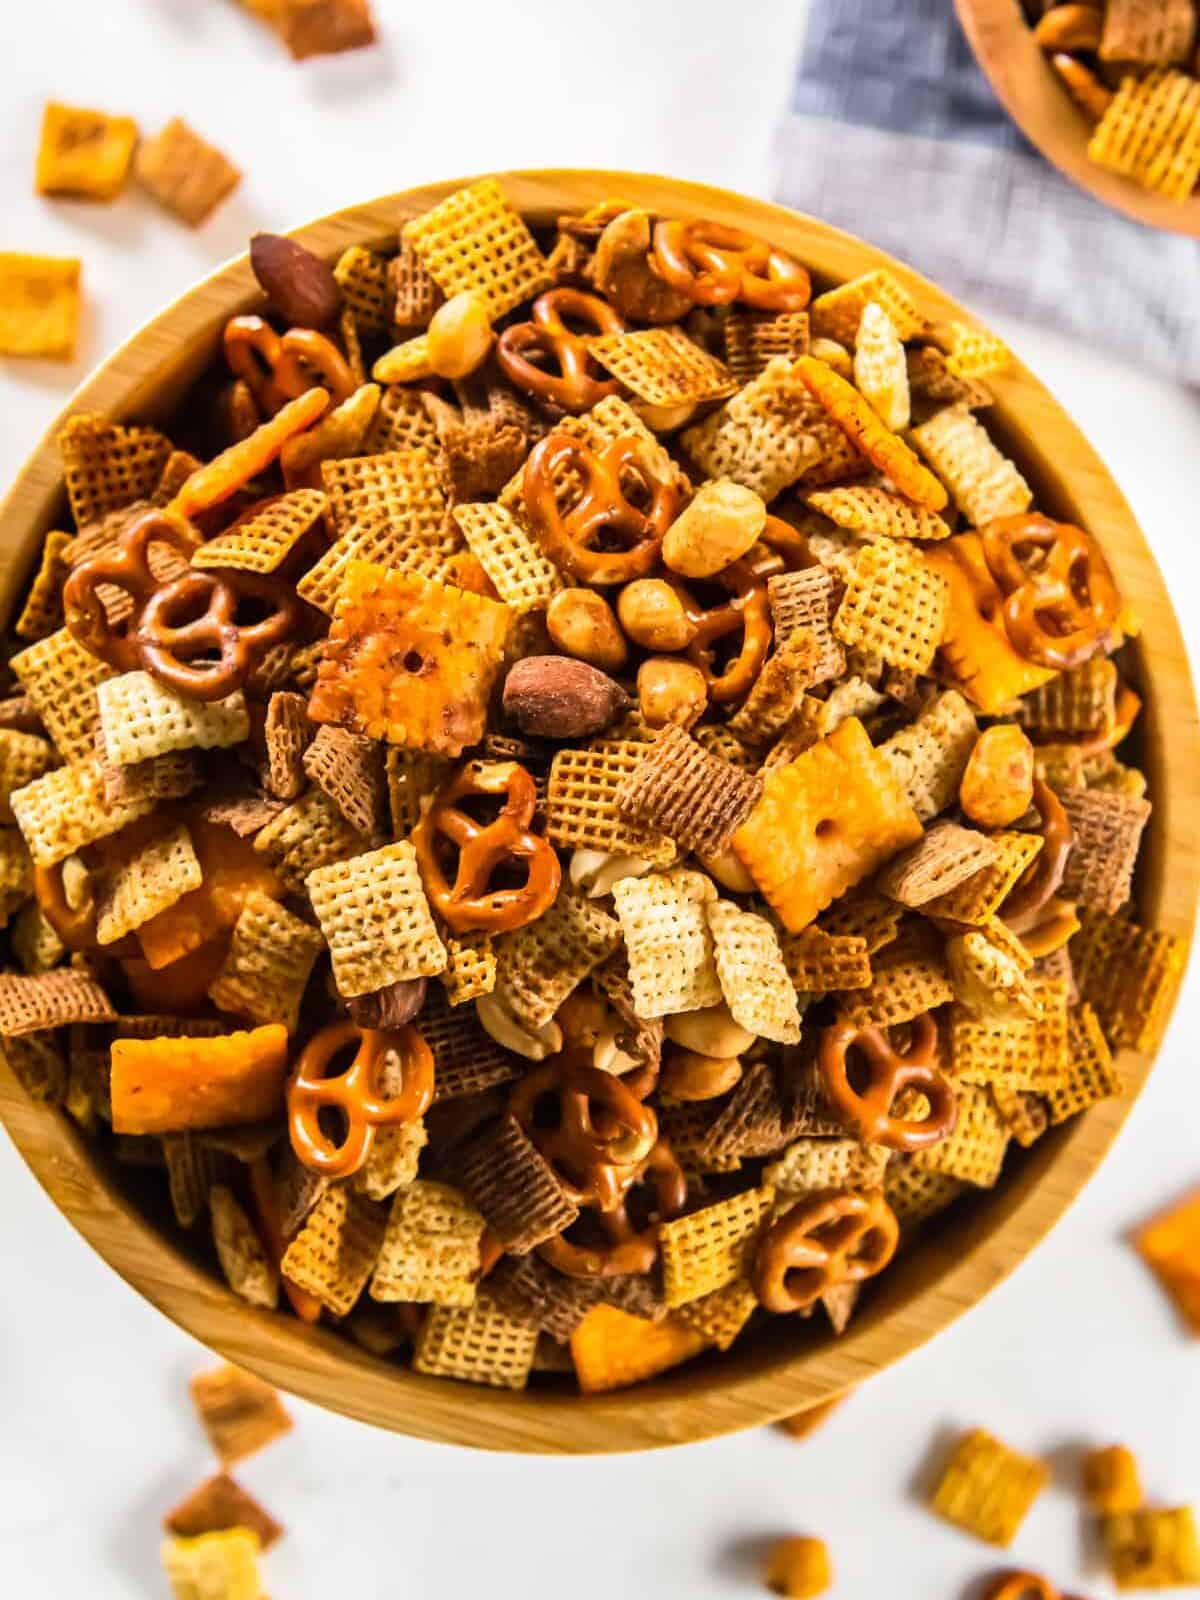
[1,2,1199,1596]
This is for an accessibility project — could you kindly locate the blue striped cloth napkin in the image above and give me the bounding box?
[774,0,1200,383]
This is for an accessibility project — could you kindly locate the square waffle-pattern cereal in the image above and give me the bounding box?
[780,926,872,993]
[495,886,620,1031]
[488,1252,604,1342]
[929,1428,1048,1546]
[455,1114,577,1253]
[332,245,391,336]
[11,627,115,764]
[1016,657,1117,734]
[1102,1507,1200,1589]
[134,118,241,226]
[253,787,364,893]
[834,539,948,673]
[11,754,158,866]
[660,1185,775,1306]
[0,254,81,359]
[733,716,922,933]
[452,501,562,614]
[615,724,761,857]
[1045,1003,1122,1123]
[354,1115,427,1202]
[364,383,441,455]
[58,412,175,527]
[879,820,998,907]
[694,722,757,769]
[414,1295,539,1390]
[672,1279,757,1350]
[280,1184,386,1317]
[911,405,1033,526]
[307,839,446,998]
[419,993,521,1101]
[1071,908,1187,1053]
[612,868,723,1019]
[208,891,323,1032]
[767,567,846,684]
[96,822,203,945]
[589,326,738,407]
[1059,788,1151,914]
[546,738,675,861]
[164,1473,282,1552]
[796,357,947,512]
[707,900,802,1044]
[390,244,444,330]
[210,1183,277,1309]
[309,562,511,756]
[35,101,138,200]
[938,321,1013,380]
[189,1363,291,1467]
[924,829,1043,924]
[570,1303,707,1393]
[263,691,311,802]
[853,300,910,432]
[302,724,384,836]
[908,345,994,415]
[727,630,823,746]
[10,902,66,976]
[701,1058,797,1161]
[1101,0,1196,63]
[0,968,115,1036]
[370,1179,484,1306]
[192,488,326,573]
[810,269,927,345]
[885,1160,967,1227]
[764,1137,890,1195]
[0,829,33,922]
[680,357,826,502]
[385,747,450,836]
[914,1082,1009,1187]
[15,530,72,640]
[0,729,53,822]
[722,309,811,382]
[807,485,951,542]
[989,1085,1048,1148]
[439,932,497,1006]
[403,179,552,317]
[161,1528,263,1600]
[1089,69,1200,199]
[951,978,1069,1090]
[98,673,248,766]
[879,689,978,824]
[842,921,956,1026]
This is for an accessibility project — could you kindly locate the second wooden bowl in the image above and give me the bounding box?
[0,170,1195,1453]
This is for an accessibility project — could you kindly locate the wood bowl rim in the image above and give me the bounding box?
[0,168,1195,1454]
[955,0,1200,237]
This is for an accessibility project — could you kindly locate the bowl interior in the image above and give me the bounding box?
[0,170,1196,1453]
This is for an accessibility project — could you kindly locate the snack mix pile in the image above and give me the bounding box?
[1026,0,1200,198]
[0,177,1185,1399]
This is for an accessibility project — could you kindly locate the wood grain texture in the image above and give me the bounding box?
[0,170,1195,1454]
[956,0,1200,236]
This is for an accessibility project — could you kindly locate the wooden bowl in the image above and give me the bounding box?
[956,0,1200,236]
[0,171,1195,1454]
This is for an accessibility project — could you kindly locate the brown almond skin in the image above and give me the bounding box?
[249,233,342,329]
[503,656,628,740]
[347,977,428,1030]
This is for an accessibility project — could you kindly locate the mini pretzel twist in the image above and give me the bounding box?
[1001,778,1075,932]
[753,1188,899,1314]
[287,1019,435,1180]
[411,759,561,935]
[674,551,776,702]
[63,508,198,672]
[223,314,356,415]
[523,431,682,586]
[33,861,97,952]
[508,1052,659,1209]
[817,1012,955,1153]
[538,1139,687,1278]
[980,513,1121,671]
[496,288,628,413]
[651,219,812,312]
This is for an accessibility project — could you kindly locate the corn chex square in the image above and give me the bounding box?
[810,270,927,346]
[834,540,948,673]
[11,754,158,866]
[929,1428,1048,1547]
[96,822,203,945]
[545,739,675,862]
[97,672,248,766]
[58,412,173,527]
[0,254,82,359]
[307,839,446,998]
[878,689,978,824]
[764,1137,889,1196]
[208,890,324,1032]
[1089,69,1200,199]
[680,357,826,502]
[1103,1507,1200,1589]
[15,529,72,642]
[913,1082,1009,1187]
[1071,907,1187,1053]
[1045,1003,1122,1124]
[333,245,391,335]
[11,627,115,765]
[402,179,552,318]
[706,900,801,1044]
[370,1179,484,1306]
[253,787,363,894]
[911,405,1032,527]
[0,729,53,823]
[807,485,950,542]
[413,1295,539,1390]
[612,868,723,1019]
[452,501,561,614]
[280,1184,386,1318]
[659,1185,775,1306]
[192,488,326,574]
[722,309,811,382]
[589,327,738,407]
[950,978,1069,1090]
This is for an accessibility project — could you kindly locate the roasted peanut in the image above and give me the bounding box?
[696,843,757,895]
[960,724,1035,828]
[637,657,708,728]
[764,1535,833,1598]
[569,847,654,898]
[664,1003,755,1059]
[617,578,696,652]
[426,291,493,379]
[660,1048,743,1101]
[1033,3,1102,52]
[662,479,767,578]
[546,588,628,672]
[810,338,853,379]
[476,994,561,1060]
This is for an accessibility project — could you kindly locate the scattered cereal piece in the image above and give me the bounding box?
[274,0,377,59]
[0,253,81,359]
[707,900,801,1044]
[134,119,241,227]
[161,1528,264,1600]
[98,673,249,767]
[929,1428,1048,1547]
[35,101,137,201]
[208,891,324,1031]
[1083,1445,1144,1515]
[1137,1186,1200,1334]
[164,1472,283,1550]
[1103,1506,1200,1589]
[810,269,927,345]
[833,539,948,673]
[612,868,722,1018]
[764,1535,833,1598]
[189,1363,292,1466]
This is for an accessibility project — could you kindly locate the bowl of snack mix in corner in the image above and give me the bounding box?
[956,0,1200,235]
[0,170,1195,1455]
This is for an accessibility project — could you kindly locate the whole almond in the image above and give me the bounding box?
[346,977,428,1029]
[503,656,628,740]
[249,233,342,329]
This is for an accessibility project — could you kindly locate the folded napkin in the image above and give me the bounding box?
[774,0,1200,384]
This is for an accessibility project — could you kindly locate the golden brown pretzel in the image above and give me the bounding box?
[136,567,303,701]
[287,1020,434,1180]
[1002,779,1075,931]
[33,861,97,952]
[411,759,561,936]
[223,314,356,414]
[496,288,628,413]
[817,1013,955,1153]
[63,508,199,673]
[651,219,811,312]
[537,1140,687,1277]
[675,554,775,703]
[980,513,1121,671]
[753,1189,899,1314]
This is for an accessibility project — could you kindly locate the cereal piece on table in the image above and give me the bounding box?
[1083,1445,1144,1515]
[780,926,872,993]
[308,562,510,756]
[487,1253,603,1341]
[189,1363,292,1466]
[879,820,998,907]
[854,300,910,431]
[911,405,1032,525]
[164,1473,283,1551]
[302,724,384,836]
[369,1178,484,1306]
[494,885,620,1030]
[11,756,157,866]
[570,1303,708,1393]
[842,921,955,1026]
[1059,788,1151,914]
[0,969,114,1036]
[0,729,52,822]
[807,485,951,542]
[950,978,1070,1090]
[722,309,810,382]
[929,1428,1048,1547]
[546,738,674,861]
[767,568,846,683]
[1136,1186,1200,1333]
[110,1025,289,1134]
[15,530,72,640]
[764,1535,833,1598]
[97,673,248,766]
[208,891,323,1032]
[333,246,390,336]
[810,269,927,345]
[1045,1003,1121,1123]
[455,1114,578,1252]
[727,631,823,746]
[134,119,241,227]
[452,502,561,614]
[161,1528,264,1600]
[96,822,203,945]
[764,1137,889,1196]
[1102,1507,1200,1589]
[680,357,826,501]
[660,1185,775,1306]
[707,900,801,1044]
[612,868,722,1018]
[413,1295,539,1390]
[58,413,174,527]
[1016,657,1117,734]
[1100,0,1196,63]
[732,717,922,933]
[35,101,137,200]
[885,1160,967,1227]
[913,1083,1009,1187]
[192,488,327,574]
[403,179,552,318]
[1071,907,1187,1052]
[307,839,445,998]
[0,254,81,359]
[795,357,947,511]
[280,1183,386,1316]
[253,787,363,893]
[274,0,377,59]
[615,724,762,857]
[263,690,311,802]
[210,1183,278,1309]
[833,540,948,673]
[588,326,738,406]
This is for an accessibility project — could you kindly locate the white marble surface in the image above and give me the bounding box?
[1,2,1199,1596]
